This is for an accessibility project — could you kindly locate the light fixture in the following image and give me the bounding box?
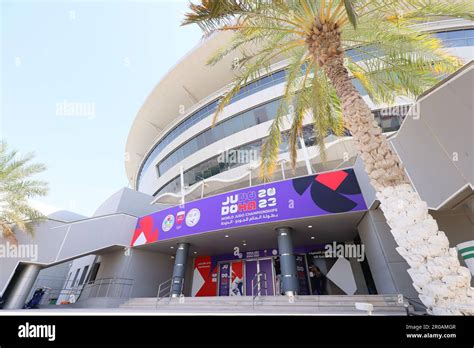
[225,235,229,238]
[311,236,315,240]
[193,251,197,254]
[308,225,313,228]
[243,243,247,246]
[170,246,174,249]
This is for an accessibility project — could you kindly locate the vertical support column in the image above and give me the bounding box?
[3,264,42,309]
[276,227,299,296]
[171,242,189,297]
[279,159,286,180]
[298,137,313,175]
[180,165,185,207]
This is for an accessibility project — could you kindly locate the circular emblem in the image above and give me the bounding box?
[162,214,175,232]
[186,208,201,227]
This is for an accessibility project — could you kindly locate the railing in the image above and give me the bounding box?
[28,276,86,306]
[32,287,82,306]
[251,272,268,309]
[155,277,184,308]
[27,277,134,306]
[78,278,134,302]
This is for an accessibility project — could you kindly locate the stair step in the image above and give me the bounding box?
[119,295,410,315]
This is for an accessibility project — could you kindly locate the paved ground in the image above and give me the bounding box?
[0,308,394,316]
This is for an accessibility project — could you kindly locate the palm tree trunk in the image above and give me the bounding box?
[322,55,473,315]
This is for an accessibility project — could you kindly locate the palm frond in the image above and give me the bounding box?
[0,142,48,239]
[183,0,472,176]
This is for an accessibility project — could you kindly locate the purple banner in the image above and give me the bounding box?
[131,169,366,246]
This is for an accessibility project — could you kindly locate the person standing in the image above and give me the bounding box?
[309,266,327,295]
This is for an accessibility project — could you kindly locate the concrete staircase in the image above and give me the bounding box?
[119,295,412,315]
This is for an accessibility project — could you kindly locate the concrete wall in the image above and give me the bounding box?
[95,248,174,298]
[0,219,65,296]
[358,201,474,305]
[183,256,194,297]
[0,213,136,302]
[55,214,136,262]
[93,187,167,217]
[432,202,474,277]
[348,255,369,295]
[26,261,72,304]
[357,209,418,300]
[353,156,378,209]
[391,64,473,210]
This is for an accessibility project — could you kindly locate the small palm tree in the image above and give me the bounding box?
[0,142,48,244]
[183,1,474,314]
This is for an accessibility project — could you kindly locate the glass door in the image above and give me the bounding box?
[244,258,275,296]
[258,258,275,296]
[244,260,257,296]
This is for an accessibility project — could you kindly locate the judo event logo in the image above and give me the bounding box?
[186,208,201,227]
[221,187,277,216]
[162,214,175,232]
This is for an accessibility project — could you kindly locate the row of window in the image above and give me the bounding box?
[64,262,101,291]
[139,69,288,179]
[346,29,474,62]
[154,126,307,197]
[138,28,473,186]
[435,29,474,47]
[66,265,89,289]
[157,98,281,175]
[153,107,407,197]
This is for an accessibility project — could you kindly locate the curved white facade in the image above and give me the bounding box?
[126,19,474,200]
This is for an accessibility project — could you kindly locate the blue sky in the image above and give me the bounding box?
[1,0,203,216]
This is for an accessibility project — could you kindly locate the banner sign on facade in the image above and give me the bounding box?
[131,169,366,247]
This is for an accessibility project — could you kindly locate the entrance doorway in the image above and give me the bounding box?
[245,258,275,296]
[217,260,244,296]
[217,258,276,296]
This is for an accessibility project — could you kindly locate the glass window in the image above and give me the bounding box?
[219,117,237,138]
[196,133,207,150]
[210,162,220,176]
[187,138,199,154]
[266,99,280,120]
[78,266,89,286]
[71,269,80,288]
[182,143,192,159]
[154,103,408,197]
[242,110,256,129]
[211,125,224,143]
[254,106,269,124]
[141,29,474,186]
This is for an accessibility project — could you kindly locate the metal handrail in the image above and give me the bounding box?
[251,271,268,309]
[29,277,134,306]
[155,277,185,308]
[79,277,134,301]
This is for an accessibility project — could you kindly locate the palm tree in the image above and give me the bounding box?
[0,142,49,244]
[183,1,474,314]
